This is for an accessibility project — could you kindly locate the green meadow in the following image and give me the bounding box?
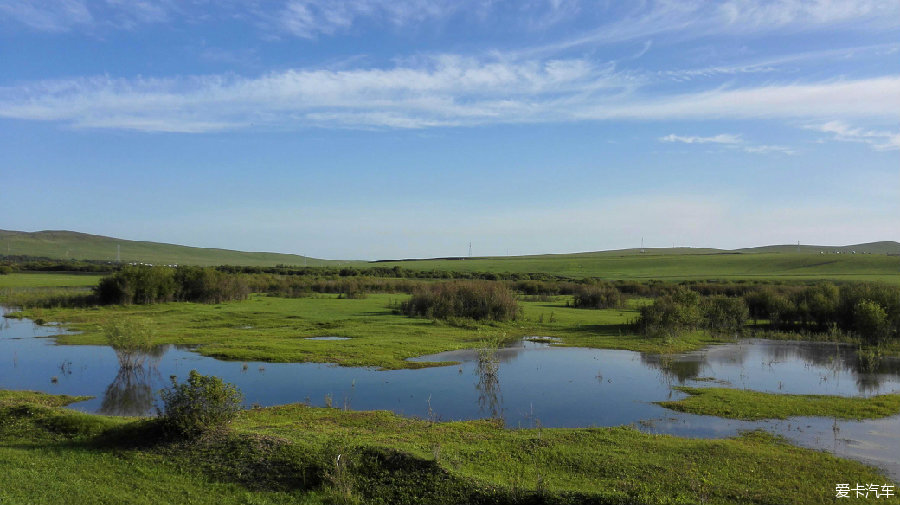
[2,270,900,504]
[658,387,900,421]
[376,251,900,283]
[0,272,104,288]
[1,390,894,505]
[6,293,722,369]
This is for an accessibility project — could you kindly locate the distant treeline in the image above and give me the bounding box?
[216,264,574,282]
[0,256,118,273]
[636,283,900,344]
[96,265,250,305]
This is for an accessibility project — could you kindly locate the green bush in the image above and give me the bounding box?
[853,300,891,344]
[159,370,243,437]
[572,283,624,309]
[702,296,749,335]
[95,265,249,305]
[401,281,519,321]
[103,318,155,369]
[636,287,703,337]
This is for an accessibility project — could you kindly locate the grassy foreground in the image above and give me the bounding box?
[1,390,896,505]
[658,387,900,421]
[4,293,725,369]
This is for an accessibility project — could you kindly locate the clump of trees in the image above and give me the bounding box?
[636,282,899,344]
[400,281,519,321]
[636,288,748,338]
[742,282,899,344]
[95,265,249,305]
[571,283,624,309]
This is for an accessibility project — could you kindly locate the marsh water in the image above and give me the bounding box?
[2,308,899,479]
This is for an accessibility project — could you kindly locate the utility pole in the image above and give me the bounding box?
[116,244,120,263]
[468,242,472,258]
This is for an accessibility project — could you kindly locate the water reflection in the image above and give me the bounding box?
[641,355,705,384]
[639,339,899,396]
[2,311,899,479]
[475,345,502,420]
[99,345,167,416]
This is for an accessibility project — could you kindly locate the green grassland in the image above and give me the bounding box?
[658,387,900,420]
[377,251,900,282]
[0,229,347,267]
[4,229,899,281]
[0,272,104,288]
[6,293,728,369]
[1,390,895,505]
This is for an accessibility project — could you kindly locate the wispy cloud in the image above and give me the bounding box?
[807,120,900,151]
[5,0,899,41]
[517,0,900,57]
[273,0,464,38]
[0,0,92,32]
[1,55,897,133]
[661,133,795,155]
[741,144,797,155]
[661,134,742,144]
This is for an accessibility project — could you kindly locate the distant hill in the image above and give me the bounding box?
[0,230,349,267]
[371,242,900,282]
[737,242,900,255]
[2,229,898,280]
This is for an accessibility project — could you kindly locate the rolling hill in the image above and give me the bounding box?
[0,229,349,267]
[2,229,898,281]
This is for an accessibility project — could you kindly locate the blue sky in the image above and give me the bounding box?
[1,0,898,259]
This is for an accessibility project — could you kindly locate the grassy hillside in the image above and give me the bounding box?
[3,229,898,281]
[738,241,900,255]
[0,230,352,267]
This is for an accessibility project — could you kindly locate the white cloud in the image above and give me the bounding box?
[0,0,92,32]
[661,133,795,155]
[584,77,900,121]
[0,55,897,133]
[807,120,900,151]
[4,0,898,40]
[661,134,742,144]
[274,0,462,38]
[740,144,797,155]
[518,0,900,57]
[716,0,896,29]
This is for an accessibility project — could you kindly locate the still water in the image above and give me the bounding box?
[2,308,899,479]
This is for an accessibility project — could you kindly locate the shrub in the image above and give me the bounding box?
[572,283,624,309]
[96,265,249,305]
[159,370,243,437]
[103,318,155,369]
[853,299,891,344]
[95,265,176,305]
[635,287,702,337]
[702,296,748,335]
[400,281,519,321]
